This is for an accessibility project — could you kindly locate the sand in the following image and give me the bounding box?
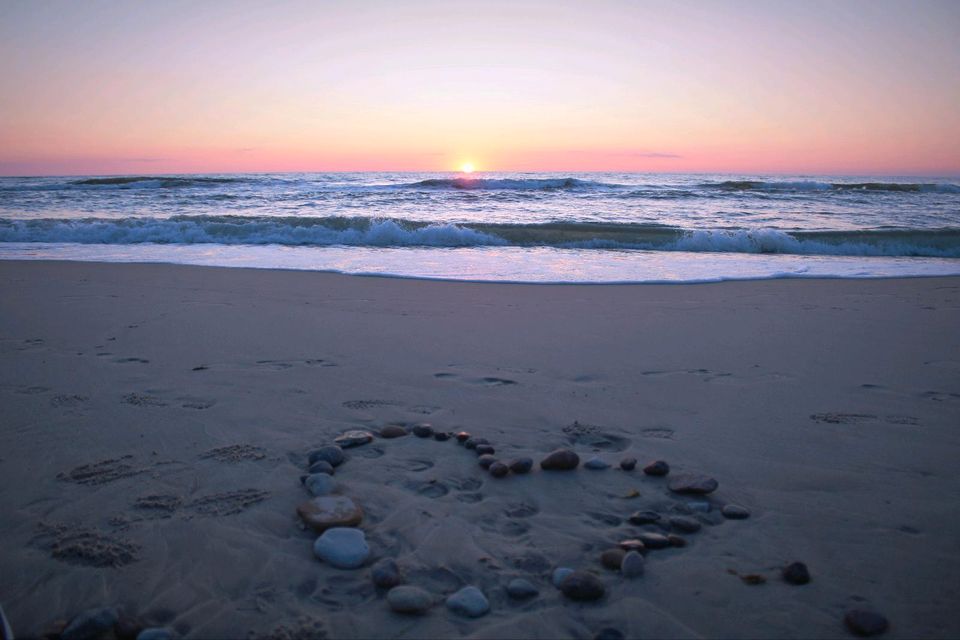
[1,260,958,639]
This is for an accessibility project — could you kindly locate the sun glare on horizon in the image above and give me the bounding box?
[460,162,475,174]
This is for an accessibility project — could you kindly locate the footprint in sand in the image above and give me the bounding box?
[564,422,632,451]
[122,392,168,407]
[402,458,435,472]
[185,489,270,516]
[57,455,147,485]
[343,399,403,410]
[49,394,89,408]
[32,521,140,567]
[405,480,449,498]
[114,357,150,364]
[199,444,266,462]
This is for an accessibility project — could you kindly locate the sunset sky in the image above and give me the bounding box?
[1,0,958,176]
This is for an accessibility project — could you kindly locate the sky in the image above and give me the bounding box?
[0,0,958,176]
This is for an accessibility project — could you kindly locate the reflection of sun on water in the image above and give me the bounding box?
[460,162,475,174]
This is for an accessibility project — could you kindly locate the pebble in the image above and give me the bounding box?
[136,629,176,640]
[506,578,539,600]
[308,445,345,468]
[552,567,575,587]
[371,558,402,589]
[475,444,495,456]
[379,424,408,439]
[333,430,374,448]
[387,585,433,614]
[722,504,750,519]
[594,629,625,640]
[464,437,488,450]
[637,532,671,549]
[446,586,490,618]
[508,457,533,474]
[667,534,687,547]
[305,473,337,496]
[618,539,646,553]
[412,423,434,438]
[455,431,471,443]
[643,460,670,476]
[559,571,606,601]
[600,548,626,570]
[668,473,719,495]
[584,457,610,470]
[478,454,497,469]
[313,527,370,569]
[669,516,702,533]
[540,449,580,471]
[297,495,363,532]
[489,461,509,478]
[620,551,645,578]
[628,511,661,525]
[434,432,451,442]
[308,459,334,475]
[782,561,810,585]
[844,609,889,637]
[61,607,119,640]
[619,457,637,471]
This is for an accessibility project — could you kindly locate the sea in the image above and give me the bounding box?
[1,172,959,283]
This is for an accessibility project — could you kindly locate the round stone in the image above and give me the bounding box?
[782,561,811,585]
[620,550,644,578]
[455,431,471,443]
[380,424,408,439]
[668,473,718,495]
[594,629,625,640]
[643,460,670,476]
[308,445,345,467]
[667,534,687,547]
[478,454,497,469]
[434,432,451,441]
[489,461,509,478]
[333,430,374,449]
[559,571,605,601]
[136,629,176,640]
[628,511,661,525]
[506,578,539,600]
[313,527,369,569]
[669,516,702,533]
[508,457,533,474]
[637,532,671,549]
[412,423,434,438]
[305,473,337,496]
[62,607,120,640]
[308,459,334,475]
[618,539,646,553]
[619,457,637,471]
[371,558,402,589]
[464,437,488,450]
[584,457,610,470]
[552,567,575,587]
[297,495,363,532]
[844,610,889,637]
[600,548,626,570]
[387,585,432,614]
[446,586,489,618]
[722,504,751,519]
[540,449,580,471]
[475,444,495,456]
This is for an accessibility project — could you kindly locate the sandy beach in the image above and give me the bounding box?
[1,260,958,639]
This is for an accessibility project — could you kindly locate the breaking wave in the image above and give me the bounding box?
[403,177,619,190]
[705,180,960,193]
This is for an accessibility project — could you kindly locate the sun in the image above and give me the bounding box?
[460,162,475,174]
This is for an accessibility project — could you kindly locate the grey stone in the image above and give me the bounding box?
[308,445,345,467]
[478,454,497,469]
[584,457,610,470]
[620,551,644,578]
[455,431,471,443]
[136,629,177,640]
[722,504,750,519]
[619,457,637,471]
[669,516,702,533]
[506,578,539,599]
[600,548,626,570]
[628,511,661,525]
[62,607,119,640]
[297,495,363,532]
[559,571,605,601]
[305,473,337,496]
[637,532,671,549]
[308,459,334,475]
[782,561,810,585]
[333,430,374,448]
[668,473,718,495]
[380,424,408,439]
[446,586,489,618]
[464,437,488,450]
[688,501,712,513]
[313,527,369,569]
[540,449,580,471]
[475,444,495,456]
[667,534,686,547]
[844,610,889,637]
[371,558,402,589]
[387,585,432,614]
[508,457,533,474]
[643,460,670,476]
[412,423,434,438]
[489,461,509,478]
[434,432,451,441]
[552,567,575,587]
[618,539,646,553]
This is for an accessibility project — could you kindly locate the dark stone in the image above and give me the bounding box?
[618,539,646,553]
[136,629,177,640]
[637,532,671,549]
[600,548,626,570]
[475,444,495,456]
[668,473,718,495]
[508,457,533,474]
[478,454,497,469]
[844,610,889,637]
[308,445,345,468]
[722,504,750,519]
[628,511,661,525]
[619,457,637,471]
[667,534,687,547]
[115,614,146,640]
[669,516,702,533]
[782,561,810,585]
[387,585,433,614]
[489,462,509,478]
[455,431,471,443]
[380,424,408,439]
[412,423,434,438]
[559,571,605,601]
[308,459,334,475]
[61,607,120,640]
[643,460,670,476]
[506,578,539,600]
[371,558,402,589]
[540,449,580,471]
[434,431,451,441]
[465,437,489,450]
[297,496,363,532]
[594,628,625,640]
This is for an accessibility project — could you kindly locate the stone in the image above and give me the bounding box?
[412,423,434,438]
[478,454,497,469]
[489,461,509,478]
[508,457,533,474]
[600,548,626,570]
[584,457,610,470]
[643,460,670,476]
[475,444,495,456]
[305,473,337,496]
[313,527,370,569]
[722,504,750,519]
[136,629,176,640]
[668,473,718,495]
[844,610,889,637]
[688,501,712,513]
[594,629,625,640]
[371,558,402,589]
[334,430,374,448]
[387,585,432,614]
[782,561,810,585]
[620,551,645,578]
[552,567,575,587]
[464,437,488,450]
[559,571,605,601]
[637,532,671,549]
[308,445,345,467]
[669,516,702,533]
[380,424,408,439]
[667,534,687,547]
[618,539,646,553]
[455,431,471,443]
[619,457,637,471]
[115,613,146,640]
[62,607,120,640]
[628,511,661,525]
[540,449,580,471]
[434,432,451,442]
[308,459,334,475]
[506,578,539,600]
[446,586,489,618]
[297,495,363,532]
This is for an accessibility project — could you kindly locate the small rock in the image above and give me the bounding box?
[115,613,146,640]
[669,516,702,533]
[600,548,626,570]
[313,527,370,569]
[62,607,119,640]
[637,532,671,549]
[308,459,334,475]
[464,437,488,450]
[584,457,610,470]
[620,551,644,578]
[667,534,687,547]
[668,473,718,495]
[594,629,625,640]
[619,457,637,471]
[297,495,363,532]
[387,585,432,614]
[489,461,509,478]
[305,473,337,496]
[618,539,646,553]
[334,430,374,448]
[643,460,670,476]
[508,457,533,474]
[412,423,434,438]
[740,574,766,585]
[475,444,495,456]
[540,449,580,471]
[628,511,660,525]
[308,445,345,467]
[446,586,489,618]
[722,504,750,519]
[506,578,539,600]
[434,432,451,442]
[380,424,408,439]
[455,431,471,443]
[559,571,605,601]
[782,561,810,585]
[371,558,402,589]
[478,454,497,469]
[844,610,889,637]
[136,629,177,640]
[552,567,575,587]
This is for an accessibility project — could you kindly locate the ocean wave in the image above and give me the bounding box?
[403,177,621,190]
[705,180,960,193]
[71,176,243,188]
[2,216,960,257]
